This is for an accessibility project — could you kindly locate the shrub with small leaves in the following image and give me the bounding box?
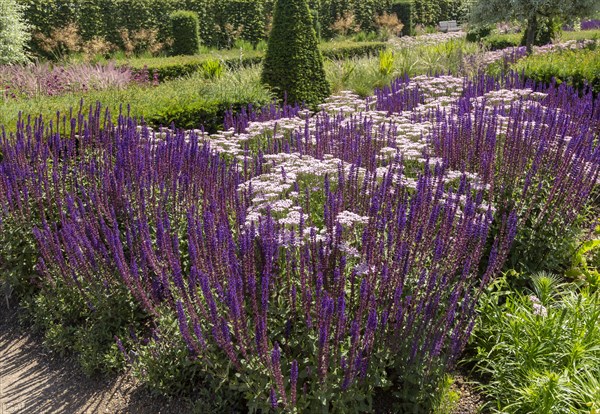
[170,10,200,56]
[0,0,30,64]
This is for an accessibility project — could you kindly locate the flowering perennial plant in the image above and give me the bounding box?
[0,71,598,411]
[0,61,154,100]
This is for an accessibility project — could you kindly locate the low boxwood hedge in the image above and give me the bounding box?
[123,41,387,82]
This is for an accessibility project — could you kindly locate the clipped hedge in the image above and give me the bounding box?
[466,25,492,42]
[170,10,200,56]
[214,0,265,47]
[124,41,386,82]
[391,0,413,36]
[319,40,387,59]
[483,33,521,50]
[262,0,330,106]
[412,0,469,27]
[514,47,600,94]
[20,0,391,53]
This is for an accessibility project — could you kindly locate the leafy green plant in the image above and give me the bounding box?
[432,375,461,414]
[513,46,600,94]
[201,58,225,79]
[0,65,273,134]
[466,25,492,42]
[390,0,414,36]
[378,49,395,76]
[0,215,41,300]
[26,280,148,375]
[0,0,30,64]
[121,41,385,82]
[482,33,522,50]
[566,234,600,290]
[469,272,600,413]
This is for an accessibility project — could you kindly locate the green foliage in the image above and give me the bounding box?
[469,0,600,51]
[413,0,470,27]
[565,230,600,291]
[319,40,387,59]
[17,0,394,55]
[129,308,241,408]
[122,41,385,82]
[466,25,492,42]
[391,0,414,36]
[520,17,561,47]
[261,0,331,106]
[513,46,600,94]
[469,273,600,413]
[126,51,263,82]
[353,0,392,33]
[201,58,225,79]
[378,49,394,75]
[482,33,521,50]
[26,280,148,375]
[215,0,265,48]
[0,215,40,299]
[0,65,273,134]
[0,0,30,64]
[170,10,200,56]
[432,375,461,414]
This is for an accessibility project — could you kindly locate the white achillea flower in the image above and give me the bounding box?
[529,295,541,304]
[336,210,370,226]
[532,303,548,317]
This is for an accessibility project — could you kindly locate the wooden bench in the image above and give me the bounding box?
[439,20,460,33]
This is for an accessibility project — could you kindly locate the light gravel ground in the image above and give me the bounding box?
[0,303,191,414]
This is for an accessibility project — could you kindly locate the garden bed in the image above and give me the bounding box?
[1,70,598,412]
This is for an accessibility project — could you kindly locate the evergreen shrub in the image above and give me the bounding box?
[170,10,200,56]
[262,0,330,106]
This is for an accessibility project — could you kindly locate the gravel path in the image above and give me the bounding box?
[0,303,191,414]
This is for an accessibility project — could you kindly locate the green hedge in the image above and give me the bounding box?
[170,10,200,56]
[412,0,470,27]
[19,0,392,53]
[482,33,521,50]
[123,41,386,82]
[214,0,265,47]
[391,0,413,36]
[262,0,330,106]
[514,47,600,94]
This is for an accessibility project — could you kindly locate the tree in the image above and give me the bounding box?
[0,0,30,65]
[469,0,600,54]
[262,0,330,107]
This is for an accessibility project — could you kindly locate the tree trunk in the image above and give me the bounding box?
[525,14,537,55]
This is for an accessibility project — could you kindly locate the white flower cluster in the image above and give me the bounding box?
[476,88,547,107]
[142,75,570,235]
[529,295,548,317]
[389,31,465,49]
[335,210,370,227]
[318,90,370,113]
[238,152,364,227]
